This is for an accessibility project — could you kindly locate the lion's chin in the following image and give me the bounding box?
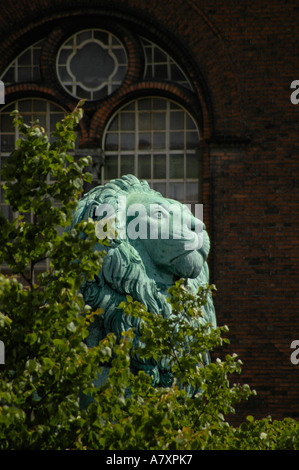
[170,251,203,279]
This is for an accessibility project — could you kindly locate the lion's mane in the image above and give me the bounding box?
[71,174,216,387]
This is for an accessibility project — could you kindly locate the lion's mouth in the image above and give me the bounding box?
[169,250,195,263]
[170,250,203,279]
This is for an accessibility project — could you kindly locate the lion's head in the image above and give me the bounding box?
[72,174,216,387]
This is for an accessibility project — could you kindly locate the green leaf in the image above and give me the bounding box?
[67,321,77,332]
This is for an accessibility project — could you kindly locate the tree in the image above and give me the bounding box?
[0,105,298,450]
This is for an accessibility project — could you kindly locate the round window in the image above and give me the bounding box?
[56,29,128,101]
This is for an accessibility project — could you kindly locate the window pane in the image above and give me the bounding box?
[1,135,15,152]
[76,86,90,99]
[37,114,46,128]
[186,114,197,129]
[138,99,151,110]
[170,102,180,110]
[138,112,151,130]
[138,133,151,149]
[58,66,72,81]
[108,116,118,131]
[105,133,118,150]
[93,87,108,100]
[154,64,168,79]
[169,132,184,150]
[170,111,184,130]
[113,49,126,64]
[153,154,166,178]
[18,50,31,66]
[138,154,151,179]
[1,116,13,133]
[77,31,92,42]
[50,113,64,132]
[120,113,135,131]
[120,133,134,150]
[186,154,200,178]
[18,67,33,81]
[94,31,108,43]
[185,182,198,201]
[153,132,165,149]
[58,50,70,65]
[170,64,185,81]
[18,100,32,112]
[2,69,15,83]
[121,154,134,175]
[154,48,166,62]
[105,155,118,180]
[1,104,14,113]
[50,103,61,112]
[186,131,199,149]
[144,67,153,79]
[153,113,165,130]
[144,47,152,63]
[123,102,135,111]
[113,67,127,81]
[34,100,47,111]
[169,183,184,201]
[170,154,184,178]
[153,182,166,197]
[152,99,166,110]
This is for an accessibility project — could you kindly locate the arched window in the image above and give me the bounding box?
[103,97,200,204]
[0,99,65,221]
[1,39,45,85]
[140,38,193,91]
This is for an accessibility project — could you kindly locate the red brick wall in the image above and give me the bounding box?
[0,0,298,424]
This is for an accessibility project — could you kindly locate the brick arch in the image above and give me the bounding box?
[88,81,204,145]
[2,84,89,144]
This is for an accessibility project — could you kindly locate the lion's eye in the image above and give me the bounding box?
[155,210,166,219]
[151,207,168,220]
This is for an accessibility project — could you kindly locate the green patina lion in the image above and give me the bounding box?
[71,174,216,389]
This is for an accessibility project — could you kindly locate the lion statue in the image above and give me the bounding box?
[71,174,216,392]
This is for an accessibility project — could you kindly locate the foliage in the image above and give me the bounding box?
[0,105,298,450]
